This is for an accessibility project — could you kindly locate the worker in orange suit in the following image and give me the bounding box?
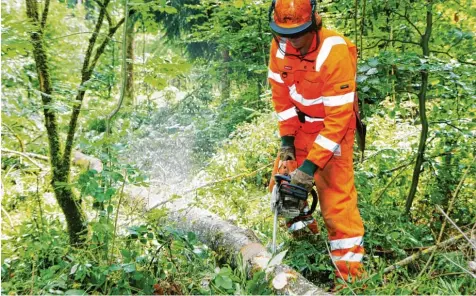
[267,0,365,282]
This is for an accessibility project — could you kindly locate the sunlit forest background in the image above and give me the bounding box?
[1,0,475,294]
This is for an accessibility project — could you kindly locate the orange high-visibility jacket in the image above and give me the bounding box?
[268,28,358,169]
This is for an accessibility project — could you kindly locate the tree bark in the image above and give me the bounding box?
[125,12,136,106]
[25,0,87,245]
[127,186,328,294]
[405,1,432,214]
[62,6,125,173]
[25,0,125,245]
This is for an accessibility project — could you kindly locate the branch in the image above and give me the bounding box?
[383,233,465,273]
[106,1,129,134]
[2,124,25,152]
[1,148,49,161]
[81,0,108,79]
[430,50,476,66]
[418,155,476,276]
[40,0,51,29]
[109,171,127,264]
[364,38,420,50]
[25,0,62,171]
[436,205,476,250]
[1,148,47,169]
[429,120,465,132]
[87,17,125,75]
[186,163,273,194]
[436,155,476,241]
[93,0,112,26]
[391,9,423,36]
[442,254,476,278]
[1,207,14,228]
[49,32,109,41]
[374,161,413,203]
[431,11,445,27]
[405,1,432,214]
[62,2,122,169]
[25,0,39,23]
[446,36,464,53]
[382,161,414,174]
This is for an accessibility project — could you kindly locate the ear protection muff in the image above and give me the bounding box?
[268,0,276,24]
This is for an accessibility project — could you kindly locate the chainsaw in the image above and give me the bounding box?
[270,174,318,253]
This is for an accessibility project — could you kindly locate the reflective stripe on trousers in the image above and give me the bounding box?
[295,128,365,281]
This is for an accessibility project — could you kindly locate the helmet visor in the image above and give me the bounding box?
[270,21,313,38]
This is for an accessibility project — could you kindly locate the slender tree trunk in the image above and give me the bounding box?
[405,1,432,214]
[25,0,125,245]
[125,12,136,106]
[25,0,87,245]
[360,0,366,58]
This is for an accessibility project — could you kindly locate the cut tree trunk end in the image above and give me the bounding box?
[127,186,329,295]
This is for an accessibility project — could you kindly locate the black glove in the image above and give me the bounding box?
[290,160,318,192]
[280,136,295,161]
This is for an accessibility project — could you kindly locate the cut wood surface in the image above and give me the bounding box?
[127,186,329,295]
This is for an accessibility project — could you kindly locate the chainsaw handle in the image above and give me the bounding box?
[306,189,318,216]
[274,174,291,184]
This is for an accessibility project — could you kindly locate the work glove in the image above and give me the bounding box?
[290,160,318,192]
[279,136,295,161]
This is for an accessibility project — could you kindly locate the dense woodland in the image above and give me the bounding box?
[1,0,475,294]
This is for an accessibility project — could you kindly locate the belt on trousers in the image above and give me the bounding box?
[295,107,324,123]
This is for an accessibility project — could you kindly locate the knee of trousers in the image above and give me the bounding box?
[315,157,364,239]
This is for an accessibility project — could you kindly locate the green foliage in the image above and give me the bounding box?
[1,206,274,295]
[3,0,476,294]
[194,99,475,294]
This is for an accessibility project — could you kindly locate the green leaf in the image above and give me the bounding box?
[215,275,233,290]
[132,271,144,280]
[108,264,122,271]
[164,6,178,14]
[368,58,379,67]
[187,231,196,243]
[123,263,136,273]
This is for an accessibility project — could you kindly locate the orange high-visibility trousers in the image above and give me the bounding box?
[271,127,365,281]
[297,127,364,281]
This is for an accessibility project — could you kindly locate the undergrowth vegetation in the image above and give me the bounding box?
[195,99,475,294]
[2,0,475,295]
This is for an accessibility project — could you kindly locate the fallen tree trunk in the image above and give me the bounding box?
[127,186,328,295]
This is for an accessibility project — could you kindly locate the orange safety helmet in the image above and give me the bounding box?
[269,0,319,37]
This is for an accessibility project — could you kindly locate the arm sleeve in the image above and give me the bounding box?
[268,40,300,137]
[306,44,356,169]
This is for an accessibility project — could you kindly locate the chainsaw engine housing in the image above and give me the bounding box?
[271,174,309,219]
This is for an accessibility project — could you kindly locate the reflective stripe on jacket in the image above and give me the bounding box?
[268,28,358,169]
